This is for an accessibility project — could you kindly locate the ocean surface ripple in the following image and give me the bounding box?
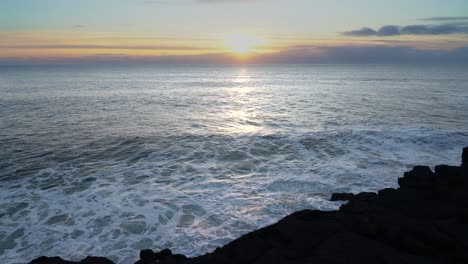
[0,65,467,263]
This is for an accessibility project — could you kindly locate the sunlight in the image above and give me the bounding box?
[224,34,263,55]
[233,67,250,83]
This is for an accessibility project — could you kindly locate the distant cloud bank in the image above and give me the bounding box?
[344,23,468,37]
[2,45,468,65]
[254,45,468,64]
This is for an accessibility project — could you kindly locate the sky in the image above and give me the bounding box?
[1,0,468,64]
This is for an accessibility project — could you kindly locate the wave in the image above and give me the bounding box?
[0,128,467,263]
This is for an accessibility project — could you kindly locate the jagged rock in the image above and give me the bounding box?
[330,192,355,201]
[135,248,185,264]
[29,257,75,264]
[29,256,114,264]
[80,257,115,264]
[354,192,377,200]
[398,166,434,189]
[435,165,462,179]
[377,187,396,196]
[462,147,468,166]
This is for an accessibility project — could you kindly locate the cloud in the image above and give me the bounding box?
[342,27,377,36]
[254,45,468,64]
[401,24,468,35]
[377,25,400,36]
[343,23,468,36]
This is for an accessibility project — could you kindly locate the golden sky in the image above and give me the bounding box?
[1,0,468,64]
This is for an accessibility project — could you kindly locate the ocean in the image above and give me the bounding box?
[1,64,467,263]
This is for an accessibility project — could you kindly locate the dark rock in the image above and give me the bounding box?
[330,192,355,201]
[355,192,377,200]
[29,257,75,264]
[29,256,115,264]
[461,165,468,179]
[398,166,434,189]
[435,165,461,179]
[462,147,468,166]
[313,232,427,264]
[434,165,464,198]
[139,249,154,261]
[157,249,173,257]
[135,249,174,264]
[80,257,115,264]
[378,188,396,196]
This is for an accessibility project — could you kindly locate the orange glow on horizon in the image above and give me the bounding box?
[1,31,467,63]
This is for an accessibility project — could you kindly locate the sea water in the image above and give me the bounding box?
[0,64,467,263]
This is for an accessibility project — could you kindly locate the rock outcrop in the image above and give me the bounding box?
[30,147,468,264]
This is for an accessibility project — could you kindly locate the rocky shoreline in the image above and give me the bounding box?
[30,147,468,264]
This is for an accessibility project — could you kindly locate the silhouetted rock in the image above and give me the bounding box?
[80,257,115,264]
[135,248,187,264]
[29,147,468,264]
[398,166,434,190]
[29,256,114,264]
[462,147,468,166]
[330,192,355,201]
[29,257,73,264]
[354,191,377,200]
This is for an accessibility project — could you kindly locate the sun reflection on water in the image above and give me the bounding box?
[222,67,263,134]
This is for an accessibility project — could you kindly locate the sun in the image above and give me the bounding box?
[224,34,262,55]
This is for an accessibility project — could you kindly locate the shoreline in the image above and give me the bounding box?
[30,146,468,264]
